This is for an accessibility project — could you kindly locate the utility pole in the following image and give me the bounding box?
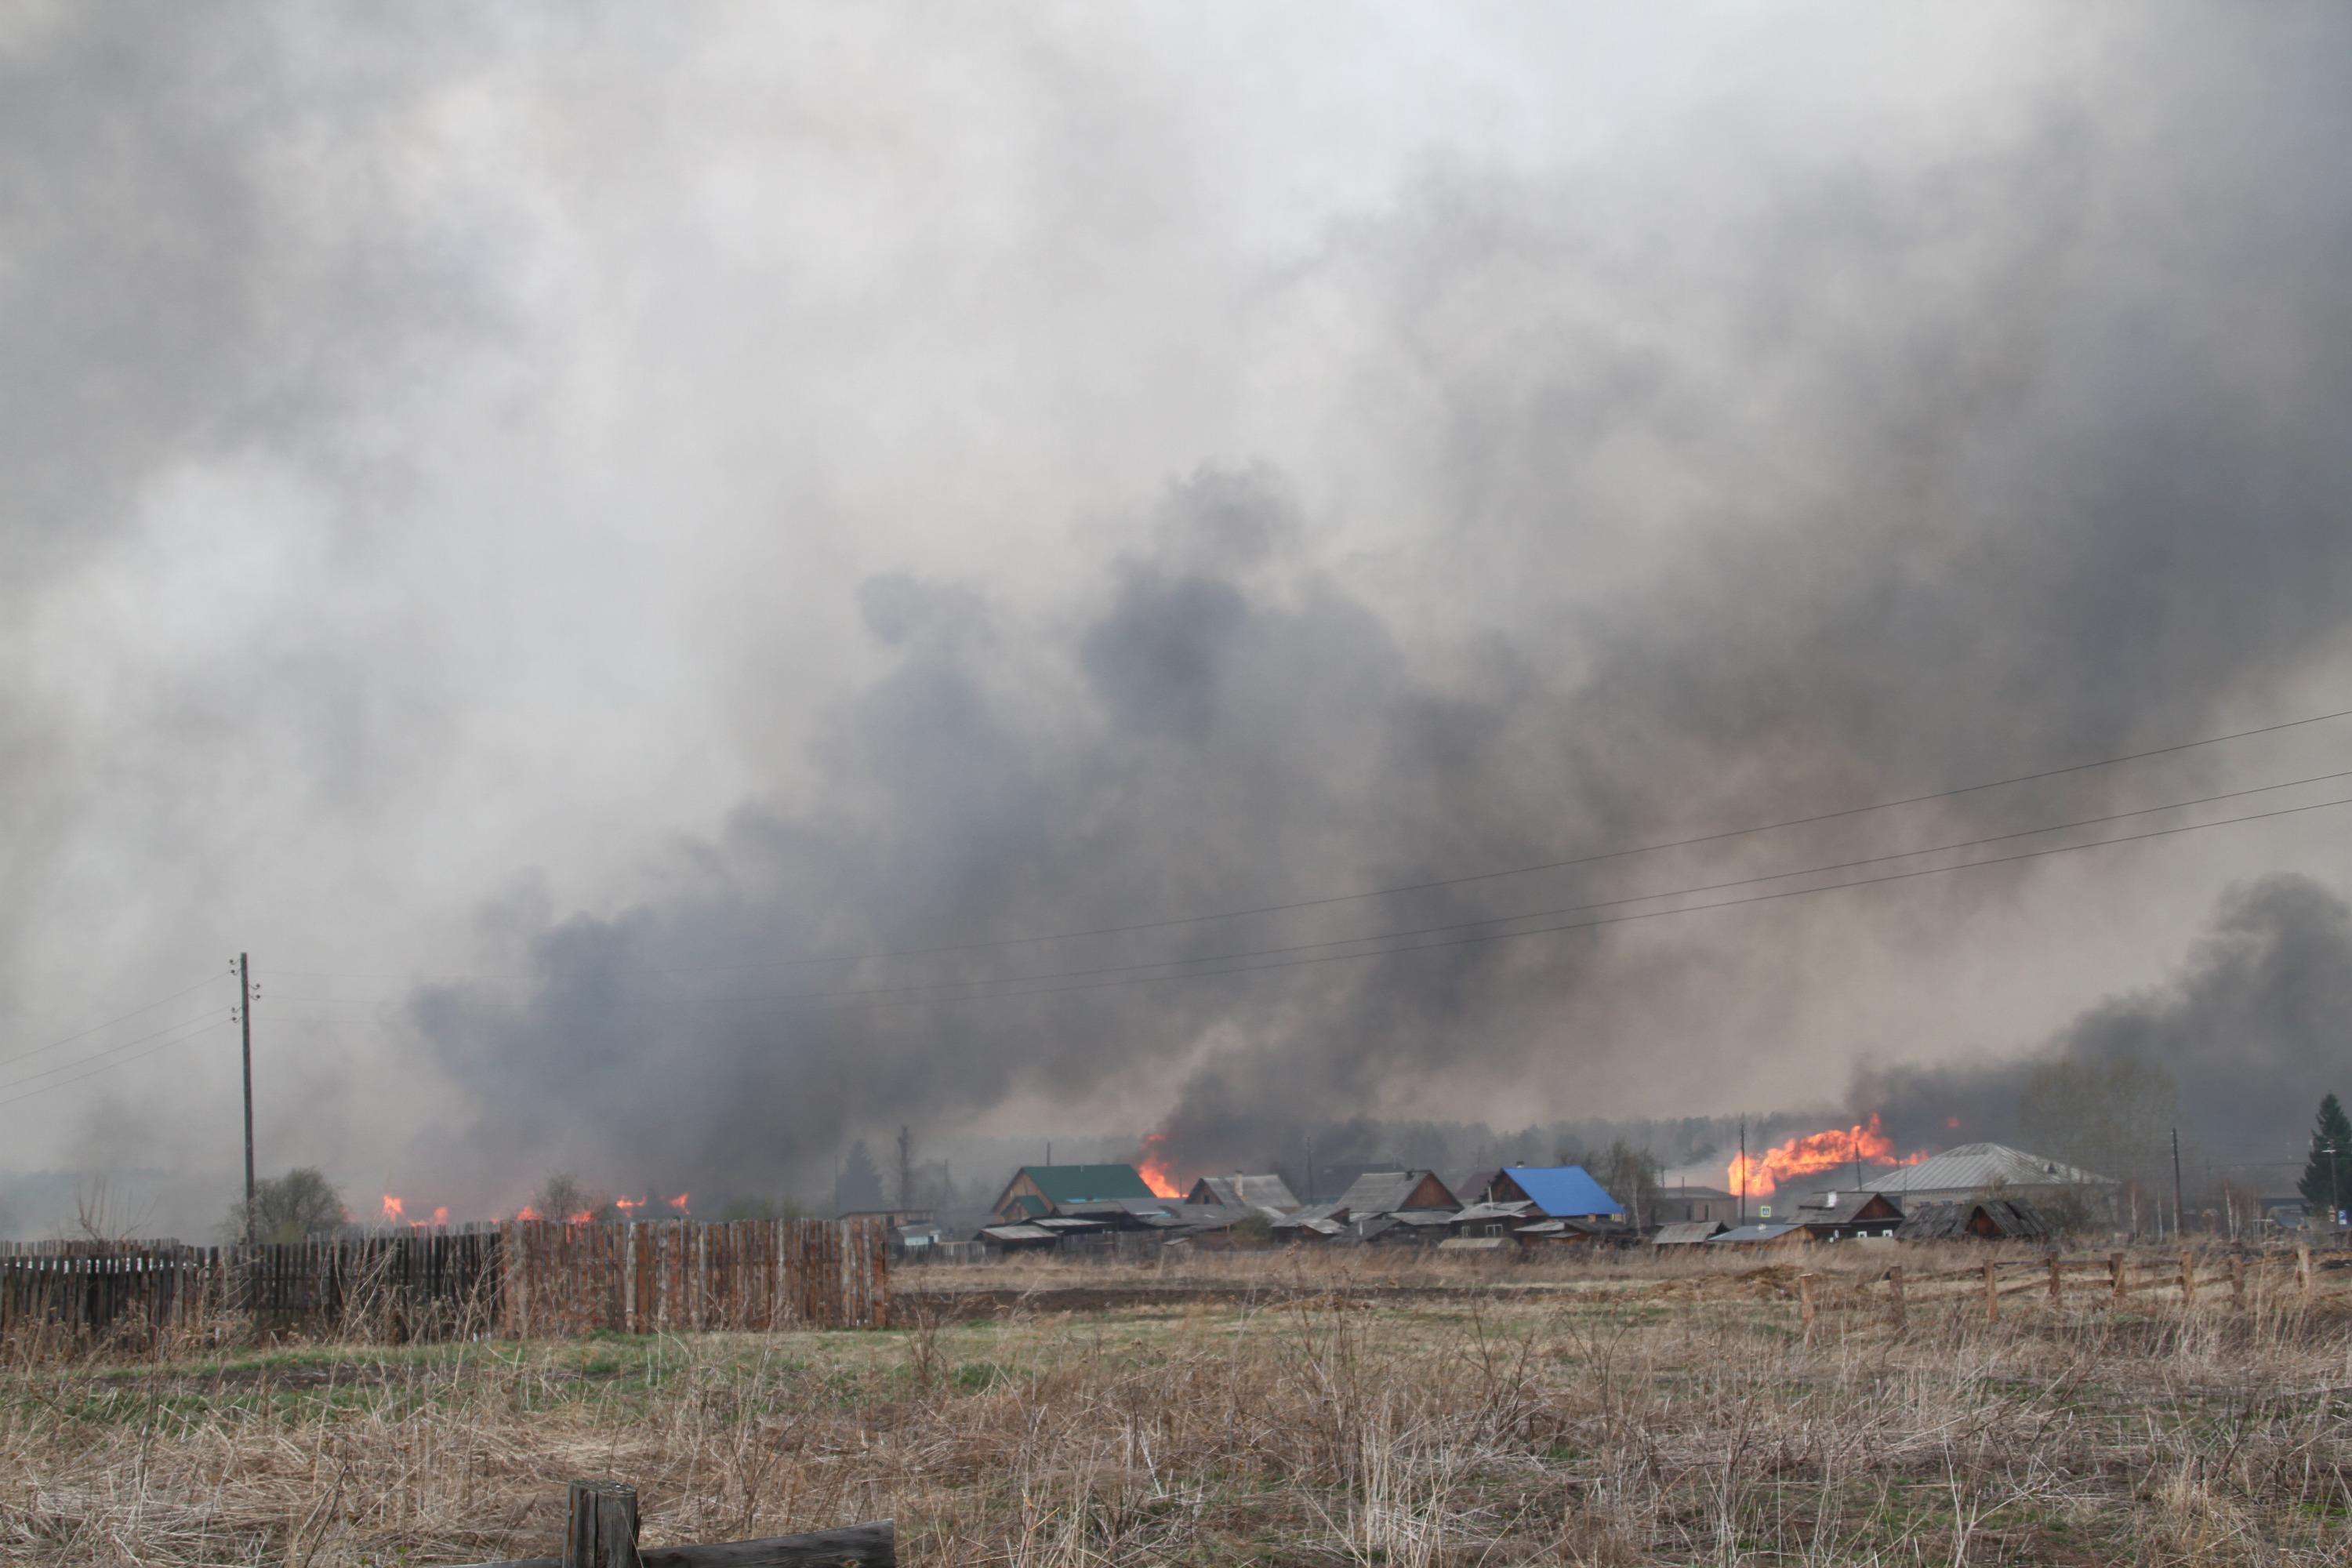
[1737,1115,1748,1226]
[238,952,256,1245]
[895,1124,913,1212]
[2171,1127,2184,1240]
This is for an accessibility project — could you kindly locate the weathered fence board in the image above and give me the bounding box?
[3,1218,887,1348]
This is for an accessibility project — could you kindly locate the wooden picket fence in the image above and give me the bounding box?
[503,1218,891,1334]
[0,1218,888,1352]
[0,1240,227,1349]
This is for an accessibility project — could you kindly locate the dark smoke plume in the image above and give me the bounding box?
[406,13,2352,1206]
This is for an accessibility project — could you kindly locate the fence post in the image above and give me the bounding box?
[2180,1250,2194,1310]
[2109,1250,2126,1308]
[1887,1265,1906,1332]
[2230,1255,2245,1309]
[565,1479,640,1568]
[2298,1243,2314,1304]
[1983,1259,1998,1323]
[2047,1252,2062,1306]
[1798,1272,1817,1341]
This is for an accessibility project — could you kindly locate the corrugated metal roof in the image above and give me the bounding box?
[1501,1166,1623,1218]
[1652,1221,1726,1245]
[979,1224,1054,1242]
[1708,1222,1806,1245]
[1018,1165,1158,1203]
[1862,1142,2113,1196]
[1190,1174,1301,1213]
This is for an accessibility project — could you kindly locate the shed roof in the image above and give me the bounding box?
[1652,1221,1727,1245]
[1708,1222,1806,1245]
[1863,1143,2112,1195]
[1500,1165,1623,1218]
[979,1224,1054,1242]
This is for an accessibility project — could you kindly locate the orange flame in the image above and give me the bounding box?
[381,1194,405,1223]
[1727,1114,1921,1198]
[667,1192,690,1213]
[430,1206,449,1226]
[615,1196,644,1211]
[516,1204,543,1221]
[1137,1134,1183,1200]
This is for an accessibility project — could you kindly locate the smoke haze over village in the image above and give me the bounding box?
[5,4,2351,1236]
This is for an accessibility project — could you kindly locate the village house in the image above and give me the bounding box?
[1272,1169,1457,1243]
[1185,1174,1301,1217]
[1863,1142,2114,1212]
[1490,1167,1625,1226]
[1788,1188,1905,1242]
[990,1163,1157,1225]
[1649,1183,1741,1227]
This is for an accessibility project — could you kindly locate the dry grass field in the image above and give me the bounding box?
[4,1247,2349,1566]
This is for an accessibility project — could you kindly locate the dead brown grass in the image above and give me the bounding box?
[4,1247,2348,1565]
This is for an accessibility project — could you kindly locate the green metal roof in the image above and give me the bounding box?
[1022,1164,1156,1203]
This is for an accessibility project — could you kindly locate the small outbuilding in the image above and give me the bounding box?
[1652,1220,1728,1247]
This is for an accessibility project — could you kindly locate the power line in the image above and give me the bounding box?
[936,790,2352,1010]
[0,972,231,1071]
[0,1014,237,1109]
[645,763,2352,1005]
[268,782,2352,1021]
[260,702,2352,983]
[0,1006,235,1094]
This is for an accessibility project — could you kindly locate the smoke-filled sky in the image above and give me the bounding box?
[6,3,2352,1231]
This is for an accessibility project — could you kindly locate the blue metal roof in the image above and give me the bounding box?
[1501,1165,1622,1218]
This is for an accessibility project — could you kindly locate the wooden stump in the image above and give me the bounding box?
[2230,1255,2245,1309]
[567,1481,641,1568]
[1887,1265,1906,1333]
[2298,1243,2314,1304]
[2180,1250,2194,1311]
[2109,1250,2126,1309]
[1983,1259,1999,1323]
[2047,1252,2062,1306]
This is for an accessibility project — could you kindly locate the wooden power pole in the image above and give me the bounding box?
[238,952,256,1243]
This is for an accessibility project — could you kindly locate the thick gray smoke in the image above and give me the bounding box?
[1857,875,2352,1184]
[5,8,2352,1228]
[397,8,2352,1207]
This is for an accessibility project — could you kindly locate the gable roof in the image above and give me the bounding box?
[1189,1174,1301,1213]
[1333,1170,1457,1217]
[1791,1190,1904,1227]
[1014,1164,1157,1204]
[1894,1199,2054,1241]
[1863,1142,2113,1194]
[1498,1166,1622,1218]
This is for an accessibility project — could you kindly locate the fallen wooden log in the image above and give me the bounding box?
[443,1480,894,1568]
